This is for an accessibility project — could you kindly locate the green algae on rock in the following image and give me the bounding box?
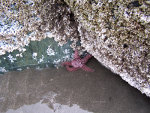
[64,0,150,96]
[0,37,74,74]
[0,0,82,74]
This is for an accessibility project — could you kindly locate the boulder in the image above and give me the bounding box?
[64,0,150,96]
[0,0,81,73]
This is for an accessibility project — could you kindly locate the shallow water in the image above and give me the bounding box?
[0,58,150,113]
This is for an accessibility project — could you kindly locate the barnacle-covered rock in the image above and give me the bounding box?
[0,0,80,55]
[38,0,80,48]
[0,0,81,73]
[64,0,150,96]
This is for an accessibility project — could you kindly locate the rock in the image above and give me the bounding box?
[64,0,150,96]
[0,0,82,74]
[0,0,81,54]
[0,37,74,74]
[0,0,83,74]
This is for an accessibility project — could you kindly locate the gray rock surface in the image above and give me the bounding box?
[64,0,150,97]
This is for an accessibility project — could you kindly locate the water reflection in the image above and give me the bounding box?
[0,68,94,113]
[6,100,93,113]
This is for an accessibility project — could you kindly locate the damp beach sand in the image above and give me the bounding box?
[0,58,150,113]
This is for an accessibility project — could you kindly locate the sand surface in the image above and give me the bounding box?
[0,58,150,113]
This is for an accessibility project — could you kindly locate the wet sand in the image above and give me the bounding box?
[0,58,150,113]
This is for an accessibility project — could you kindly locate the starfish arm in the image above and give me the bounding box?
[62,61,71,66]
[74,50,80,59]
[66,65,79,72]
[81,54,92,64]
[81,65,94,72]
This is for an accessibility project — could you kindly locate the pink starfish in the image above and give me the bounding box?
[62,50,94,72]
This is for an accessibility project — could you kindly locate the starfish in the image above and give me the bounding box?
[62,50,94,72]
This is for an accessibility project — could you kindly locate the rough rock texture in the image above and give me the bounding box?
[0,0,150,97]
[0,0,81,55]
[0,0,82,73]
[64,0,150,96]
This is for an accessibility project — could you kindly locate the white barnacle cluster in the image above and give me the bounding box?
[8,54,16,63]
[38,55,44,64]
[53,59,61,65]
[16,53,23,57]
[47,46,55,56]
[0,67,7,73]
[63,49,70,54]
[32,52,37,60]
[62,49,71,60]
